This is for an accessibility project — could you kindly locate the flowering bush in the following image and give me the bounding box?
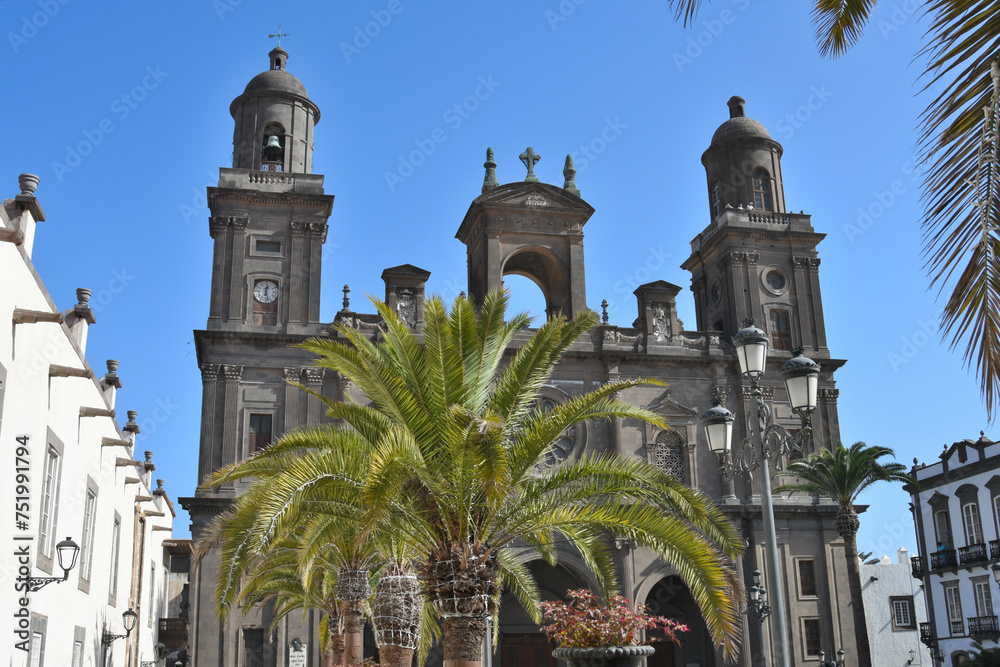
[539,589,687,648]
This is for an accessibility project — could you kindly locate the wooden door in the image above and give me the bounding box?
[499,633,557,667]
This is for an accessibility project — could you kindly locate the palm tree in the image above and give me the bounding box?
[774,441,913,667]
[298,291,745,664]
[668,0,1000,416]
[204,290,746,665]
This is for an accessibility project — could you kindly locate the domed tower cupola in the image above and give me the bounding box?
[229,47,321,174]
[701,96,785,219]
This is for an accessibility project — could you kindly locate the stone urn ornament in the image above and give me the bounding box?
[18,173,39,195]
[539,589,687,667]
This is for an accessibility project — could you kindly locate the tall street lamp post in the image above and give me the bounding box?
[746,569,772,667]
[700,320,820,667]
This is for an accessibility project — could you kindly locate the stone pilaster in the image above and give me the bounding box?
[228,218,249,322]
[221,365,243,475]
[306,222,327,325]
[283,367,302,434]
[198,364,221,486]
[304,368,325,424]
[288,222,306,325]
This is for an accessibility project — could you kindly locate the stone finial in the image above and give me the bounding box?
[107,359,119,373]
[18,173,39,195]
[144,451,155,471]
[104,359,122,389]
[155,479,165,492]
[563,155,580,197]
[600,299,609,324]
[76,288,92,306]
[727,96,746,119]
[124,410,141,434]
[459,291,466,299]
[519,147,541,182]
[341,284,351,312]
[482,147,499,193]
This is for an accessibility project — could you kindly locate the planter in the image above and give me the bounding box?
[552,645,655,667]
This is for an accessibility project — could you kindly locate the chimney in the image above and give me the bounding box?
[64,288,97,352]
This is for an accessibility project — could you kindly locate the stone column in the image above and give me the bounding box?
[208,218,229,324]
[221,365,243,475]
[806,258,827,351]
[746,252,761,321]
[791,257,810,349]
[283,367,302,435]
[304,368,325,424]
[307,222,327,325]
[198,364,220,486]
[228,218,249,322]
[288,222,306,326]
[568,235,587,319]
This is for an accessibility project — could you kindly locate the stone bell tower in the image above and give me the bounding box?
[456,147,594,319]
[682,97,829,358]
[181,45,333,667]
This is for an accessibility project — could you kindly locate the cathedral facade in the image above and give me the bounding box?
[180,48,855,667]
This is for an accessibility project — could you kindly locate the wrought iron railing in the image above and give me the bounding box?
[911,555,925,577]
[951,619,966,636]
[920,622,934,646]
[992,539,1000,559]
[969,615,1000,636]
[960,543,989,565]
[931,549,957,569]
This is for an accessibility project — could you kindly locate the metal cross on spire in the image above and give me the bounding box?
[519,147,541,182]
[268,22,290,47]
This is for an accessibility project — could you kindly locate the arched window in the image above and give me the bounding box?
[751,169,773,211]
[710,180,722,218]
[769,309,791,351]
[653,430,685,483]
[261,122,286,172]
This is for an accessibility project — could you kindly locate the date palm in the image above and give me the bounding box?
[669,0,1000,415]
[294,291,746,664]
[774,441,913,667]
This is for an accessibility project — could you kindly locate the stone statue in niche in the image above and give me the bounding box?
[651,303,670,341]
[397,289,416,329]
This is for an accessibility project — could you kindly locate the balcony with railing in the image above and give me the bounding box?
[931,549,957,570]
[992,539,1000,560]
[911,555,925,578]
[920,622,934,646]
[157,617,189,650]
[968,615,1000,637]
[959,543,989,565]
[950,619,966,637]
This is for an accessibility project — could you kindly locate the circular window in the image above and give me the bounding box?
[762,268,788,295]
[533,396,587,469]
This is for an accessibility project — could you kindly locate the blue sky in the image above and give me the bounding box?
[2,0,979,557]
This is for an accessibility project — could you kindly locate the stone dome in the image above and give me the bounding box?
[242,46,310,99]
[709,96,775,147]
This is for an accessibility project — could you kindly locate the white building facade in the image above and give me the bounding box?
[0,174,185,667]
[860,549,932,667]
[909,434,1000,666]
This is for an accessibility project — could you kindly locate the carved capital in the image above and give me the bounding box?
[290,221,307,237]
[304,368,325,386]
[758,386,776,400]
[222,365,244,382]
[711,385,730,404]
[200,364,221,382]
[283,367,302,382]
[307,221,329,239]
[230,216,250,231]
[807,257,821,270]
[745,252,759,267]
[209,216,229,237]
[336,373,352,393]
[792,256,809,268]
[820,387,839,403]
[726,251,746,266]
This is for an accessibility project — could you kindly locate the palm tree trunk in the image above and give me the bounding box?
[328,633,345,667]
[380,644,415,667]
[841,518,872,667]
[343,603,364,666]
[443,617,486,667]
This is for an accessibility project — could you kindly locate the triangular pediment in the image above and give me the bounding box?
[476,181,596,213]
[647,394,699,419]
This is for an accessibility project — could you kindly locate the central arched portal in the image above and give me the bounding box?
[644,576,717,667]
[502,247,569,321]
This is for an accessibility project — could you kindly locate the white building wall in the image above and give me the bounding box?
[911,436,1000,665]
[0,176,180,667]
[861,551,932,667]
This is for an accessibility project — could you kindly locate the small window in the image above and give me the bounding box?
[108,514,121,604]
[802,618,821,656]
[243,628,266,667]
[752,168,773,211]
[798,559,817,597]
[891,596,915,629]
[79,486,97,583]
[964,502,984,545]
[769,309,791,351]
[255,240,281,254]
[249,414,273,455]
[39,446,61,558]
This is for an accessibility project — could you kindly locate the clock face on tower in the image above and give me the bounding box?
[254,280,278,303]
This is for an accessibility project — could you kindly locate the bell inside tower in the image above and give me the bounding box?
[261,123,285,172]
